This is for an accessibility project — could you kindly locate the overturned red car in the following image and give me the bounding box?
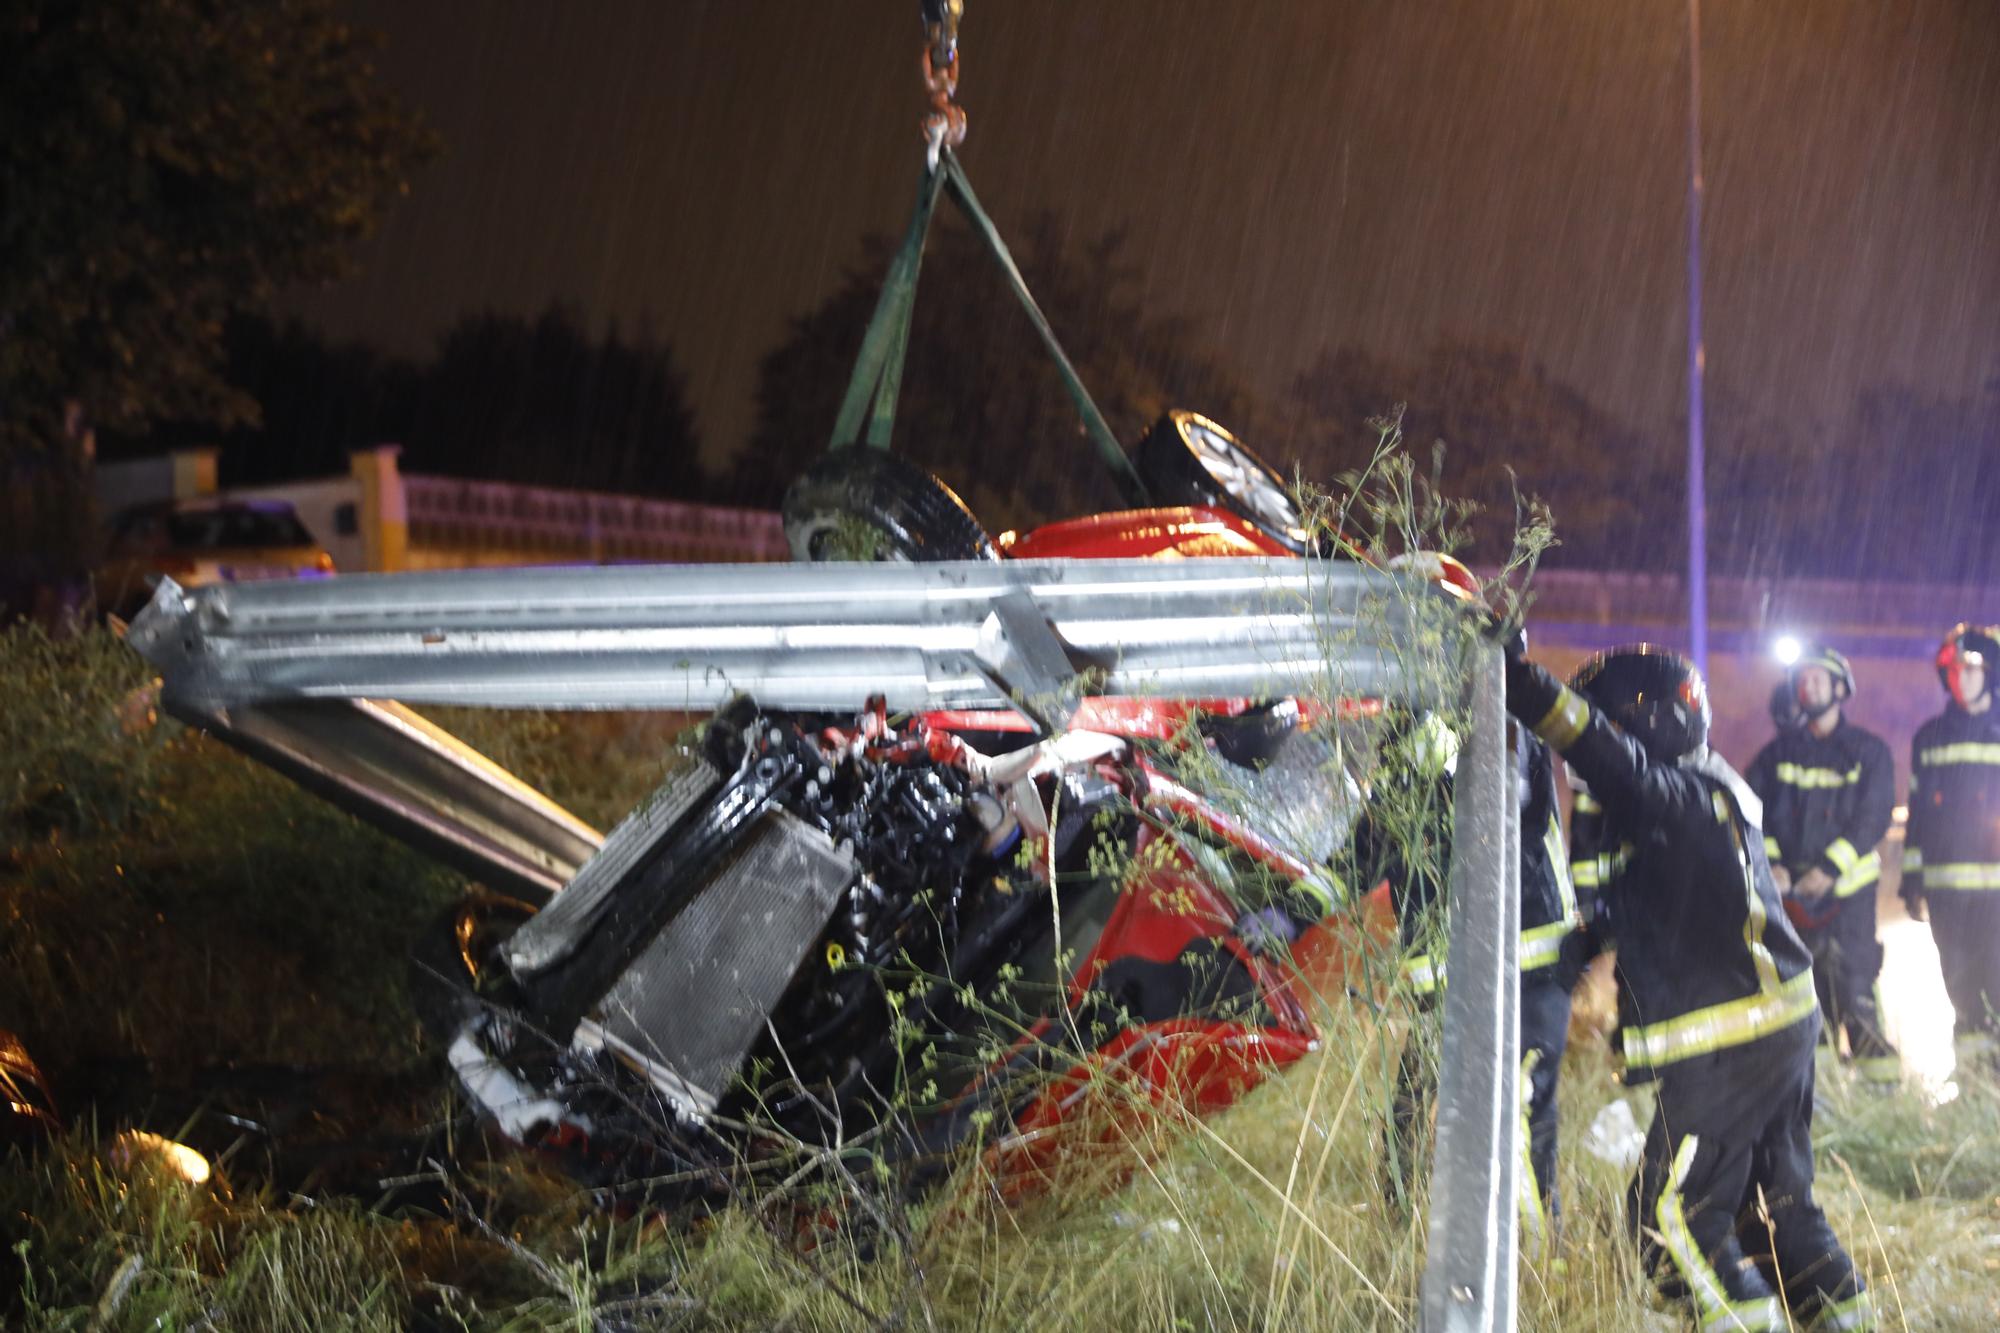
[417,409,1420,1200]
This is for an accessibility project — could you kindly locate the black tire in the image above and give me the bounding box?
[782,448,1001,563]
[1135,410,1309,554]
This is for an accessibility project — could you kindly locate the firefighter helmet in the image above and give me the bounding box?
[1787,642,1855,717]
[1936,623,2000,708]
[1570,644,1711,762]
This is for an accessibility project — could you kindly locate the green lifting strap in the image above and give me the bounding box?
[829,163,945,452]
[827,150,1151,509]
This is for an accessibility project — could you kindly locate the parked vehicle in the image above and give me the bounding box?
[95,498,334,620]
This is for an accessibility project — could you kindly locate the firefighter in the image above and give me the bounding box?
[1902,623,2000,1068]
[1744,644,1900,1082]
[1507,643,1872,1331]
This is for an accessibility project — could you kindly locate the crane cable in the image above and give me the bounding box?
[827,2,1150,509]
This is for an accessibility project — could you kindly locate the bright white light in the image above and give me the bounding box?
[1878,915,1958,1102]
[114,1130,212,1184]
[1773,635,1802,666]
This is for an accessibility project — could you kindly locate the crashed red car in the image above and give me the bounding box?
[414,409,1425,1200]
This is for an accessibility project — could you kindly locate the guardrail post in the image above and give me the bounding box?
[1420,644,1521,1333]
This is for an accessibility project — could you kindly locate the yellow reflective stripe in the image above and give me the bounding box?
[1533,687,1591,750]
[1902,846,1923,873]
[1825,837,1860,873]
[1834,850,1880,898]
[1919,742,2000,767]
[1762,835,1782,862]
[1571,842,1633,889]
[1815,1290,1878,1331]
[1402,954,1443,995]
[1922,862,2000,890]
[1520,919,1578,972]
[1717,791,1781,995]
[1700,1301,1785,1332]
[1409,923,1581,989]
[1774,761,1859,789]
[1622,969,1819,1070]
[1293,868,1342,915]
[1517,1049,1546,1261]
[1545,813,1576,920]
[1572,790,1601,815]
[1657,1136,1786,1332]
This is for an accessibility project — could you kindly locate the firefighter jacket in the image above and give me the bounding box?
[1744,718,1896,902]
[1565,781,1623,954]
[1507,657,1818,1084]
[1904,702,2000,895]
[1516,730,1585,982]
[1353,717,1582,995]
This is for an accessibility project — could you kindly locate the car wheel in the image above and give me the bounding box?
[1135,410,1309,554]
[782,448,1001,563]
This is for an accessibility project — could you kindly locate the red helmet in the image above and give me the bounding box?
[1937,623,2000,708]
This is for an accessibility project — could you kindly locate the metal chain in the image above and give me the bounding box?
[919,0,966,170]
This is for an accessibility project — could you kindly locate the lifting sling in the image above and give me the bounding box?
[827,4,1150,508]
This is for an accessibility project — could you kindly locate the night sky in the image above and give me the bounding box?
[286,1,2000,473]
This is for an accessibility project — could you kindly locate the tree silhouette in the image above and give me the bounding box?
[1287,339,1672,570]
[730,215,1267,534]
[1,0,431,597]
[405,307,702,496]
[149,308,706,500]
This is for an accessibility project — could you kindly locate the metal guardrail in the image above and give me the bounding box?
[127,556,1519,1330]
[172,696,603,904]
[126,559,1422,715]
[1422,648,1521,1333]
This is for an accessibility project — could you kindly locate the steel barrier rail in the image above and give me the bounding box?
[173,696,604,903]
[1422,646,1521,1333]
[126,558,1425,715]
[125,555,1518,1329]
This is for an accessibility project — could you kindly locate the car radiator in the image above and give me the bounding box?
[579,808,856,1115]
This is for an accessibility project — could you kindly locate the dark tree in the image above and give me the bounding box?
[158,315,422,487]
[732,215,1268,534]
[0,0,431,590]
[403,307,704,497]
[1287,340,1673,569]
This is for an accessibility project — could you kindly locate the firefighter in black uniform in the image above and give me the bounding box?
[1902,623,2000,1067]
[1745,644,1900,1082]
[1366,698,1585,1253]
[1508,643,1873,1331]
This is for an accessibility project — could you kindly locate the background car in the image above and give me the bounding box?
[95,498,335,619]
